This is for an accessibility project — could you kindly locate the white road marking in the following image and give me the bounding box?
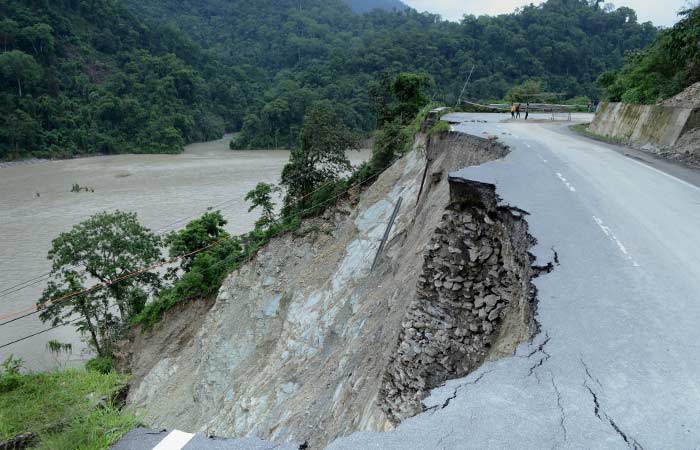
[152,430,195,450]
[624,156,700,194]
[526,143,531,148]
[556,172,576,192]
[537,154,548,163]
[593,216,640,267]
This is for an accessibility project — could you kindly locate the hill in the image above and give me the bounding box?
[345,0,408,13]
[0,0,240,160]
[599,6,699,104]
[124,0,659,149]
[0,0,660,158]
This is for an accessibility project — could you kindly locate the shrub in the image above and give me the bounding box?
[85,356,114,374]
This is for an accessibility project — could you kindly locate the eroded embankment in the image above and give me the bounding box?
[119,128,541,448]
[381,178,538,423]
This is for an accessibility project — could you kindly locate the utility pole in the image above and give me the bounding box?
[456,64,475,107]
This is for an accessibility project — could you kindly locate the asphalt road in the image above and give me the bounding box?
[113,113,700,450]
[327,113,700,450]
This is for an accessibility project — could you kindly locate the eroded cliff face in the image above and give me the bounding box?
[120,128,539,448]
[381,179,538,423]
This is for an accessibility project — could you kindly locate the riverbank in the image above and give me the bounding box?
[0,136,368,370]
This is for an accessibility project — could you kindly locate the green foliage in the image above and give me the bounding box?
[0,0,235,160]
[46,340,73,356]
[37,211,161,356]
[428,120,451,136]
[164,211,228,271]
[133,100,431,327]
[245,183,281,228]
[281,103,359,208]
[370,119,410,172]
[0,368,135,450]
[0,355,24,393]
[601,6,700,104]
[390,73,433,124]
[126,0,658,149]
[85,356,114,374]
[506,80,549,103]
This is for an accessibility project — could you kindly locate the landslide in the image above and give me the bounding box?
[117,124,542,448]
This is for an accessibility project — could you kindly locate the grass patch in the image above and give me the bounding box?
[0,367,137,450]
[428,120,451,136]
[570,123,627,145]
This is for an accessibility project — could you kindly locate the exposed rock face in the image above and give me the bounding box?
[381,179,537,423]
[121,129,536,448]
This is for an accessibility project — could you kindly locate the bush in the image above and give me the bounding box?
[85,356,114,374]
[0,355,24,393]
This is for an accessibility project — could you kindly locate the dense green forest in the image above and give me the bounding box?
[122,0,660,149]
[599,5,700,104]
[1,0,659,159]
[345,0,407,14]
[0,0,243,160]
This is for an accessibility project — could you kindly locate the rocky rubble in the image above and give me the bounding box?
[381,191,536,423]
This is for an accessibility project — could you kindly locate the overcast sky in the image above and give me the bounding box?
[402,0,694,27]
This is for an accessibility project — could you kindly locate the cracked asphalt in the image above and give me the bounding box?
[113,113,700,450]
[325,113,700,450]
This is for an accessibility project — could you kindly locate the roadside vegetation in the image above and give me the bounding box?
[1,0,658,160]
[598,5,700,104]
[0,355,137,450]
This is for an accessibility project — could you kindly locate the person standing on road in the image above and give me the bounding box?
[510,103,515,119]
[525,103,530,120]
[516,103,521,119]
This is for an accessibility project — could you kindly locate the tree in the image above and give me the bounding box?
[22,23,54,58]
[37,211,161,356]
[245,182,280,228]
[391,73,433,124]
[164,211,228,272]
[0,19,19,51]
[280,103,359,208]
[0,50,41,97]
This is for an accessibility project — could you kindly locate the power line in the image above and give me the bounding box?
[0,272,51,296]
[0,164,342,298]
[0,158,400,349]
[0,317,82,350]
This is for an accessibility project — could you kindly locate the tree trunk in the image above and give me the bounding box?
[83,311,103,356]
[17,77,22,97]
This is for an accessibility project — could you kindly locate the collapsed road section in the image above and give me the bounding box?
[116,121,548,448]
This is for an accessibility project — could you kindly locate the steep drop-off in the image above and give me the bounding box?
[119,126,544,448]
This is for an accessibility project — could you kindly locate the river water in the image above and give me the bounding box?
[0,136,368,369]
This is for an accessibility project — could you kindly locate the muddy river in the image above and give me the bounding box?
[0,136,368,369]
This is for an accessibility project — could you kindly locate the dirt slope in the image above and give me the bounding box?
[118,127,540,448]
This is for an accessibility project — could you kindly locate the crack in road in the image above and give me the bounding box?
[425,370,495,413]
[581,360,645,450]
[525,334,551,381]
[550,373,568,442]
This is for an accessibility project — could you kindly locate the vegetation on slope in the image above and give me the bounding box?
[598,5,700,104]
[345,0,408,14]
[0,356,136,450]
[125,0,658,149]
[0,0,241,160]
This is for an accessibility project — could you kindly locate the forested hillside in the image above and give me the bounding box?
[1,0,659,159]
[345,0,408,14]
[125,0,658,149]
[599,5,699,104]
[0,0,241,160]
